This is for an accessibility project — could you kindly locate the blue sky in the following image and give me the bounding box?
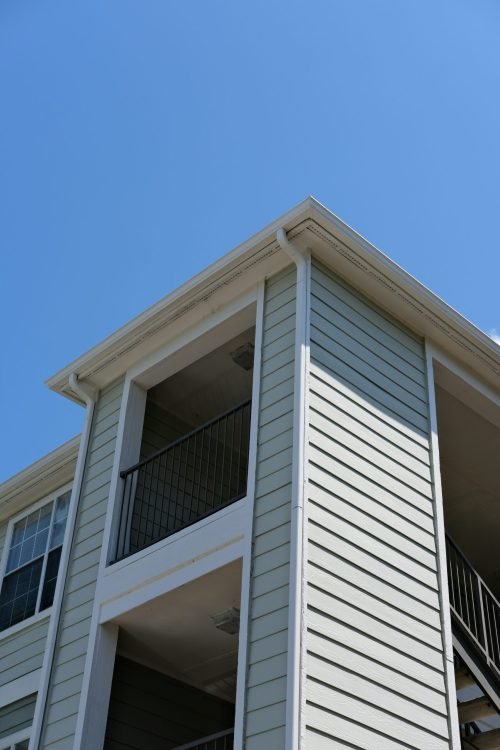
[1,0,499,481]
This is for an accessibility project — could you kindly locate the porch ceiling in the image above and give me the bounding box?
[148,327,254,427]
[436,385,500,597]
[112,559,242,703]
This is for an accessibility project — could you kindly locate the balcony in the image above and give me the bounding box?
[114,400,251,562]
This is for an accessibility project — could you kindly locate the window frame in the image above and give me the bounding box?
[0,728,30,749]
[0,482,72,640]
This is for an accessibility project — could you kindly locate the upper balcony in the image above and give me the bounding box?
[111,326,255,564]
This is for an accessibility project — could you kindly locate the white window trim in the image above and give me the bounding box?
[0,728,30,750]
[0,482,72,642]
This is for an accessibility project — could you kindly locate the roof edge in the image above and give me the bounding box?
[46,196,500,399]
[0,435,81,513]
[46,197,318,399]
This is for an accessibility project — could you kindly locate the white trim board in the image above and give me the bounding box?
[425,340,461,750]
[98,501,246,622]
[0,729,31,750]
[233,281,265,749]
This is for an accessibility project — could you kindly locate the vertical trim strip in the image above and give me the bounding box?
[74,376,140,750]
[281,249,310,750]
[29,395,96,750]
[234,281,265,749]
[425,340,461,750]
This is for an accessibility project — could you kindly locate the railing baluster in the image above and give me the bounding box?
[446,534,500,677]
[113,402,251,563]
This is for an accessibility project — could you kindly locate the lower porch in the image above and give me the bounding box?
[103,560,241,750]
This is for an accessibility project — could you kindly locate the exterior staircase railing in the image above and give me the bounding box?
[173,728,234,750]
[446,534,500,677]
[113,400,251,562]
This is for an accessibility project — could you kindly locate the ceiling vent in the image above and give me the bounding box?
[211,607,240,635]
[230,343,254,371]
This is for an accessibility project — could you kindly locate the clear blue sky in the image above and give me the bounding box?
[1,0,499,481]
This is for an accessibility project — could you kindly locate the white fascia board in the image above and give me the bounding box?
[45,198,316,402]
[0,435,80,520]
[46,196,500,401]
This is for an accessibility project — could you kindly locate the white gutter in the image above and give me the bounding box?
[30,374,98,750]
[276,228,310,750]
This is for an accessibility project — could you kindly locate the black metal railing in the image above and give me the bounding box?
[446,534,500,675]
[173,728,234,750]
[114,401,251,562]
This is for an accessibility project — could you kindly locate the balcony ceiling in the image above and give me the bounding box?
[112,559,242,703]
[148,328,255,428]
[437,385,500,597]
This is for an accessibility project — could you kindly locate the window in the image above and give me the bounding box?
[0,738,29,750]
[0,490,70,632]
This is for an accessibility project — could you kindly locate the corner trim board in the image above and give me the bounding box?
[425,340,461,750]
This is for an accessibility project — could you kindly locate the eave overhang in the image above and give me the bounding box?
[46,196,500,402]
[0,435,80,522]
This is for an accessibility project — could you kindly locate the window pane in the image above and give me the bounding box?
[6,542,22,573]
[40,547,62,611]
[7,504,52,573]
[33,527,50,558]
[0,559,43,631]
[15,741,30,750]
[50,493,70,549]
[16,534,36,569]
[10,515,27,547]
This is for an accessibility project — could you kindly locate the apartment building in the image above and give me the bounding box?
[0,197,499,750]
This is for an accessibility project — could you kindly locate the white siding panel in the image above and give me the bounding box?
[308,608,445,692]
[310,264,424,362]
[306,262,451,749]
[0,617,49,688]
[308,630,447,711]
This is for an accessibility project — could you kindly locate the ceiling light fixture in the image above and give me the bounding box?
[230,343,254,371]
[211,607,240,635]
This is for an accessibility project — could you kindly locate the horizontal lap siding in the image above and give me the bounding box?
[40,378,124,750]
[0,692,36,740]
[0,617,49,688]
[306,262,450,749]
[104,656,234,750]
[244,268,296,749]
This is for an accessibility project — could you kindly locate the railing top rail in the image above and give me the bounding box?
[446,533,500,610]
[120,399,251,478]
[172,728,234,750]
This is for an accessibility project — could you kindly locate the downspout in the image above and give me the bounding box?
[30,374,98,750]
[276,228,309,750]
